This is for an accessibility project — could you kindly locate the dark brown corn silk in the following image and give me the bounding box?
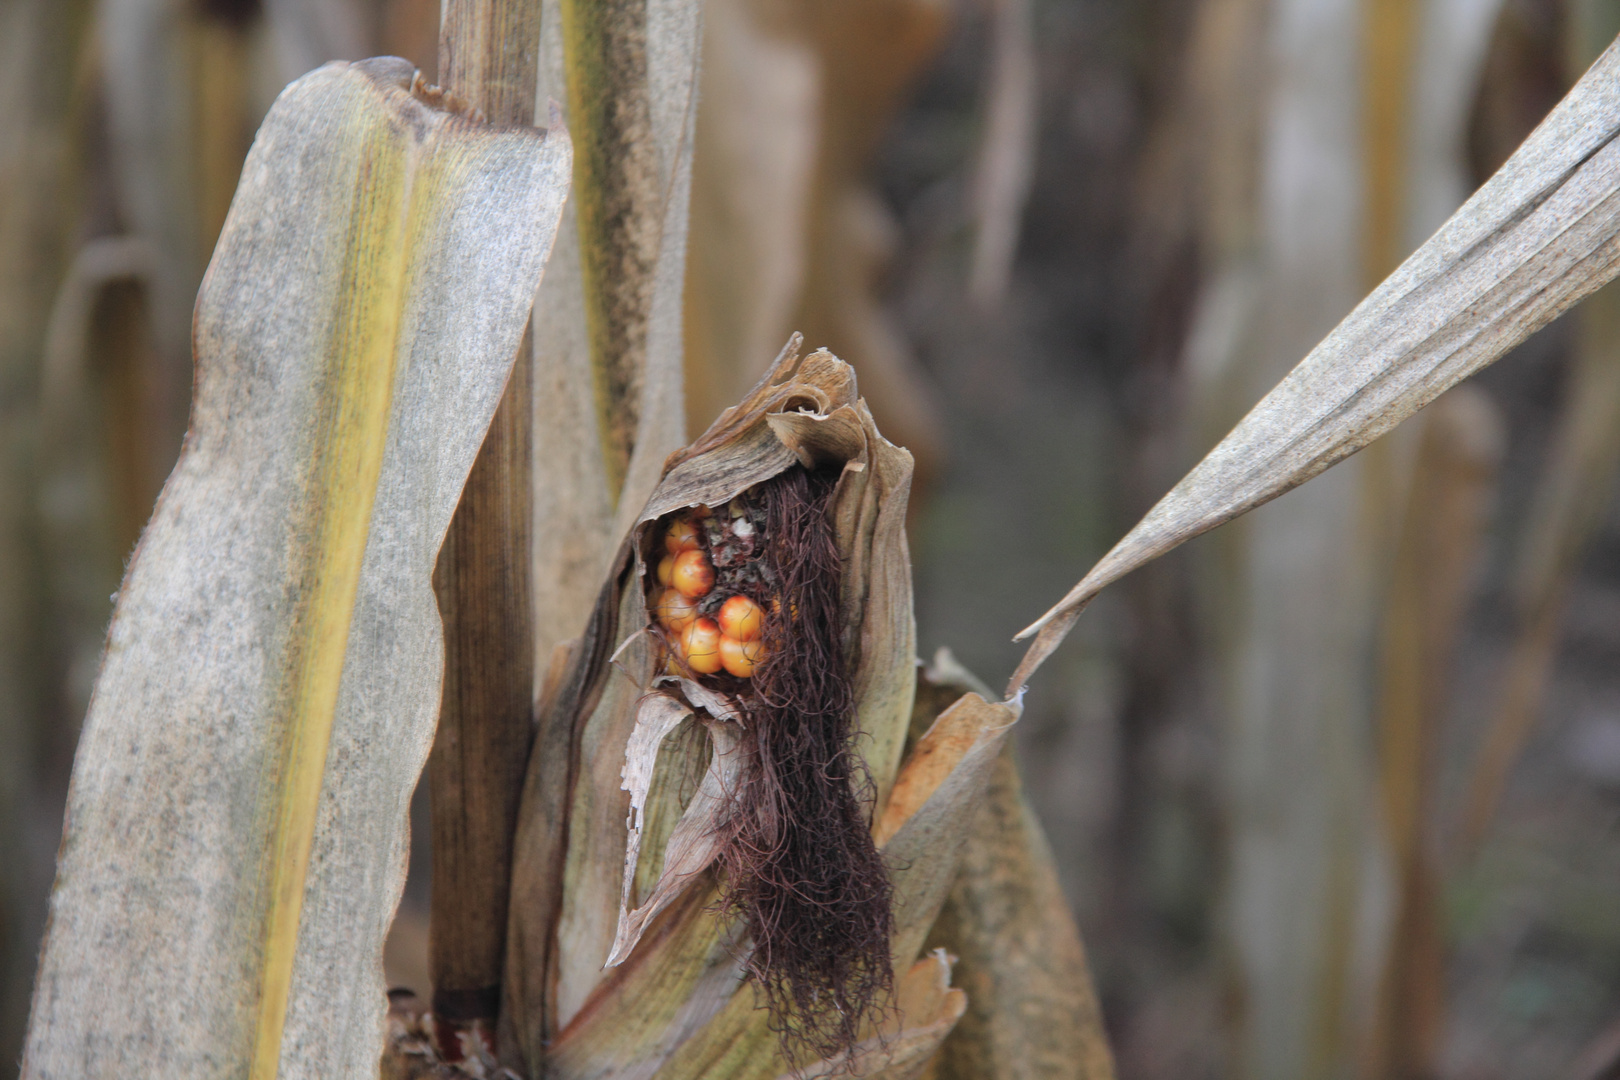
[706,468,894,1064]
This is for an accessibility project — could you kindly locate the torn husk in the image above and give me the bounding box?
[509,335,918,1064]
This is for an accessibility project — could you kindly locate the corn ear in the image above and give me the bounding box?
[22,58,570,1078]
[507,338,917,1053]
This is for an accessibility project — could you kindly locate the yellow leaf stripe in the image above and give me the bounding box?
[248,113,412,1080]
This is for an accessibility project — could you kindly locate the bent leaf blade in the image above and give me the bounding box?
[23,57,570,1079]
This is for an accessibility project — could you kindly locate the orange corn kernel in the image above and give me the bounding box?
[656,554,675,586]
[654,587,697,634]
[680,618,724,675]
[718,595,763,642]
[665,518,701,554]
[671,548,715,598]
[719,635,765,678]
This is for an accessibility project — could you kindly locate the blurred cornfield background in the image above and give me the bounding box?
[5,0,1620,1077]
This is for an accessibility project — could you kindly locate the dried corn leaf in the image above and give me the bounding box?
[22,58,570,1078]
[1012,35,1620,694]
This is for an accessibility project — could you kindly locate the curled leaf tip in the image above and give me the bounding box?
[1006,600,1088,699]
[768,331,808,385]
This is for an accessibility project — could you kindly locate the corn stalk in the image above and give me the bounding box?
[426,0,546,1047]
